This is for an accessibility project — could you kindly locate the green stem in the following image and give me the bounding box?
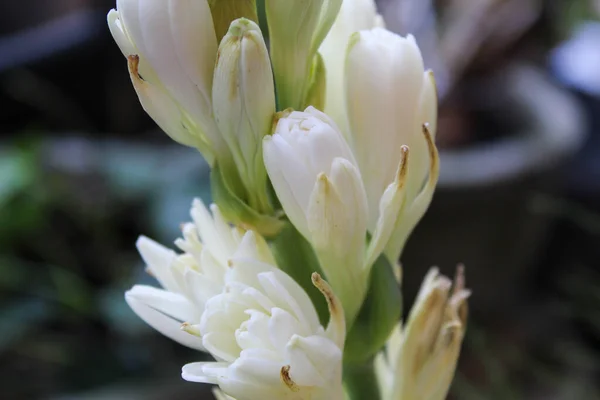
[343,360,381,400]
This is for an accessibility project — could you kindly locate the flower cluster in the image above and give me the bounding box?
[107,1,470,399]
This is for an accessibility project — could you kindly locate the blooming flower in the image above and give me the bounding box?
[125,199,272,349]
[182,265,346,400]
[375,267,470,400]
[126,198,345,400]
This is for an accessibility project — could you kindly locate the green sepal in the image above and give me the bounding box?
[343,253,402,365]
[270,221,329,326]
[303,52,327,110]
[208,0,258,43]
[210,162,283,237]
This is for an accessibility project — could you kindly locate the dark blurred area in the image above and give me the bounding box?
[0,0,599,399]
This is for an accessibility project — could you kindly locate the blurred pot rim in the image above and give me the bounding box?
[438,64,586,188]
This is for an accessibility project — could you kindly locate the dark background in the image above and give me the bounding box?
[0,0,599,399]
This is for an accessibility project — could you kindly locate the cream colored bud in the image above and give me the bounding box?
[265,0,342,110]
[263,107,370,322]
[346,29,439,262]
[212,18,275,213]
[107,0,224,163]
[319,0,384,138]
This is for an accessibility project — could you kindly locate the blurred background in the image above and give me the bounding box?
[0,0,599,399]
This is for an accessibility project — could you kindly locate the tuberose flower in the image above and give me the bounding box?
[125,199,272,349]
[182,265,346,400]
[125,198,346,400]
[263,107,369,323]
[346,29,439,263]
[212,18,276,213]
[265,0,343,110]
[107,0,222,162]
[319,0,385,137]
[375,267,470,400]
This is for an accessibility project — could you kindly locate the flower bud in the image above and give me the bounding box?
[375,267,470,400]
[212,18,275,215]
[263,107,369,323]
[346,29,439,262]
[265,0,342,110]
[107,0,224,164]
[319,0,384,137]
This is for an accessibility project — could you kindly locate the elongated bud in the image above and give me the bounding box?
[319,0,384,138]
[108,0,225,164]
[263,106,371,323]
[346,29,439,263]
[213,18,275,215]
[265,0,342,110]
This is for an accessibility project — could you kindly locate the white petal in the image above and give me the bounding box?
[182,361,227,384]
[268,308,303,352]
[258,271,320,334]
[286,334,342,387]
[365,147,410,268]
[319,0,383,137]
[125,290,204,351]
[137,0,217,138]
[107,9,136,57]
[346,29,426,229]
[307,159,368,322]
[136,235,179,293]
[233,231,276,265]
[263,135,311,238]
[126,284,196,322]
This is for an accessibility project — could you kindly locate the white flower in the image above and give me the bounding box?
[212,18,276,213]
[375,267,470,400]
[345,28,439,263]
[182,259,346,400]
[319,0,384,137]
[107,0,222,163]
[126,197,345,400]
[263,106,375,323]
[265,0,342,110]
[125,199,273,349]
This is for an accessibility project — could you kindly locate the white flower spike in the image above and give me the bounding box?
[263,106,370,323]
